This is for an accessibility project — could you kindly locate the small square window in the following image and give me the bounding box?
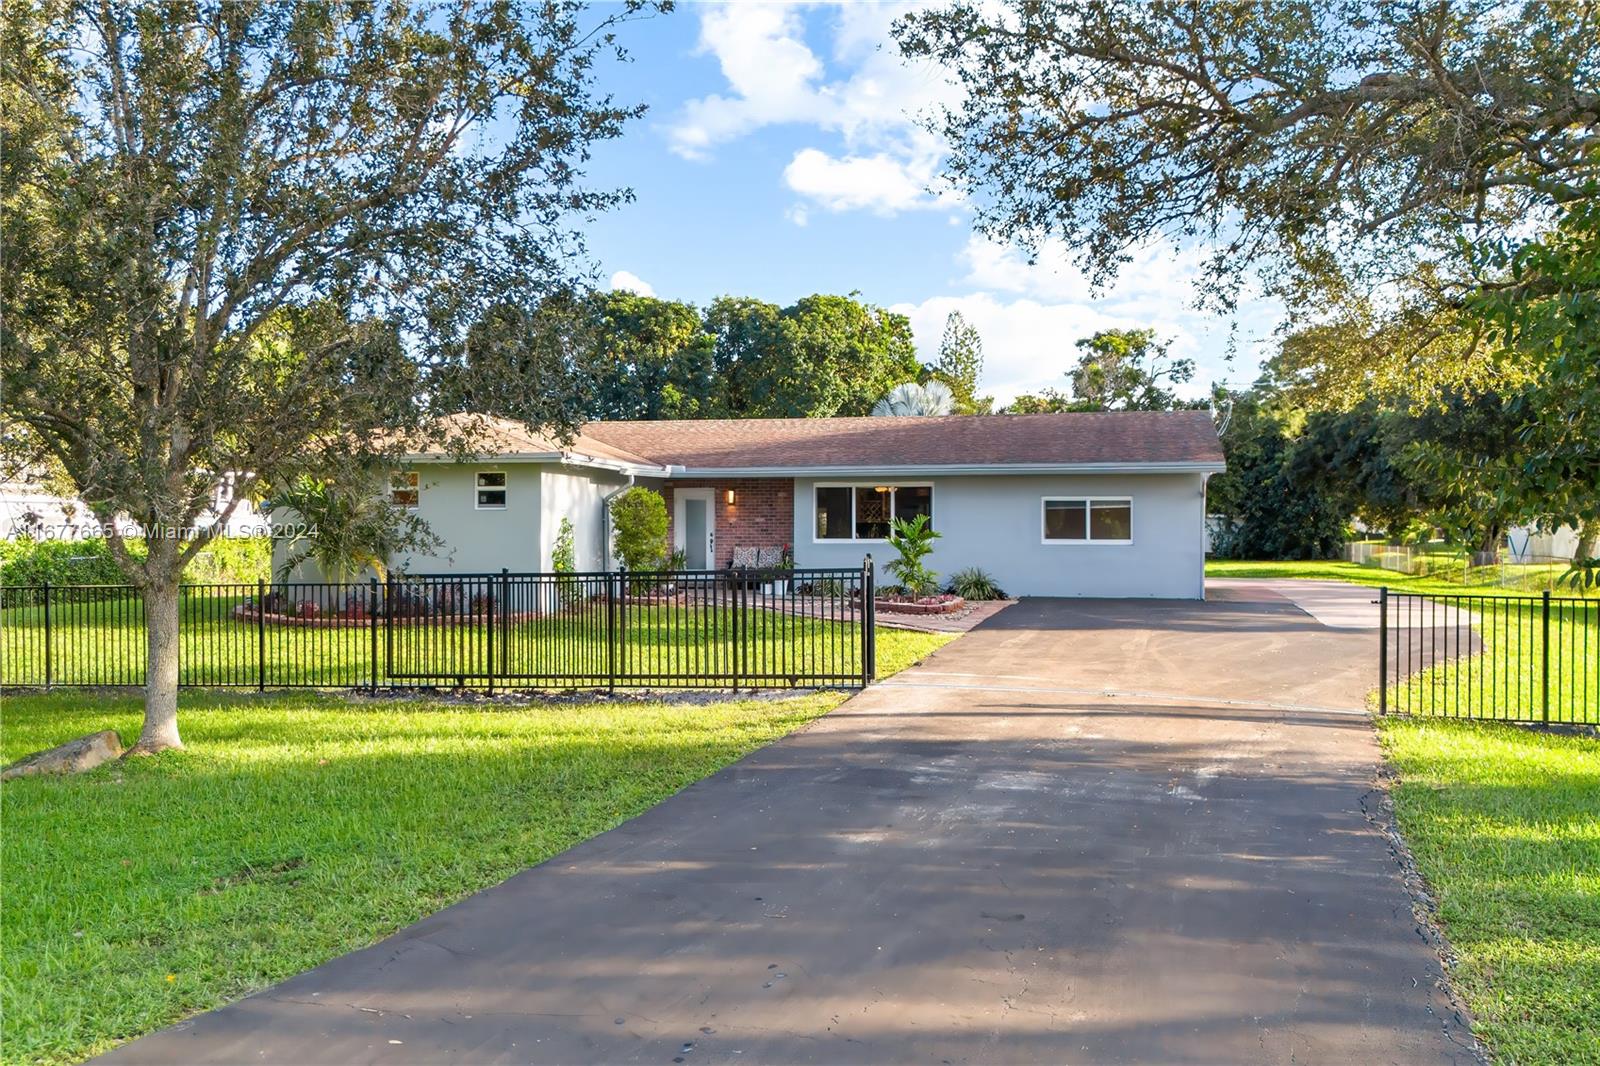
[390,471,419,509]
[476,471,507,509]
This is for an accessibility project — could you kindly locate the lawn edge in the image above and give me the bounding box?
[1365,723,1489,1065]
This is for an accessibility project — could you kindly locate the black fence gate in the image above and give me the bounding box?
[1377,587,1598,725]
[0,563,877,693]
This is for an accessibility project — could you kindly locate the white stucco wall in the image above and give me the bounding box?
[540,466,629,572]
[792,473,1209,599]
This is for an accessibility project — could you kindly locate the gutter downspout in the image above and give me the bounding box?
[600,475,635,572]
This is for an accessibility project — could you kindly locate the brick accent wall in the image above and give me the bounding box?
[663,478,793,568]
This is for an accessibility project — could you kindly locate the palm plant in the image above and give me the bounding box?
[885,513,942,596]
[268,473,429,583]
[872,381,955,416]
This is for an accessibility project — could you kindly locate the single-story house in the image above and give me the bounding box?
[275,410,1225,599]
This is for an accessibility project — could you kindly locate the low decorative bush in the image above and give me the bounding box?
[946,566,1007,600]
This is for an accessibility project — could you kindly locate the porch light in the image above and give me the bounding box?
[725,488,735,505]
[874,485,892,494]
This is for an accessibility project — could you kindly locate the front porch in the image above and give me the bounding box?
[660,477,794,570]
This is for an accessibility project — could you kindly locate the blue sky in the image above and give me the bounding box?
[576,2,1283,406]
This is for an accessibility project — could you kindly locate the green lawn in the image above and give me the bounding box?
[0,624,953,1066]
[1378,719,1600,1065]
[1208,559,1599,724]
[1,591,940,690]
[1207,557,1595,598]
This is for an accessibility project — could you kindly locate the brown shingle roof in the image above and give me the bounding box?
[398,413,661,468]
[581,411,1223,470]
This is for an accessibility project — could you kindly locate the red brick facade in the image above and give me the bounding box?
[662,478,794,568]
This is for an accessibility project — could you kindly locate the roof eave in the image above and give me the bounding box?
[400,451,669,476]
[663,461,1226,477]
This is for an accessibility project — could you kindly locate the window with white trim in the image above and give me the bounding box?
[1042,497,1132,543]
[814,484,933,541]
[390,471,419,509]
[475,471,507,510]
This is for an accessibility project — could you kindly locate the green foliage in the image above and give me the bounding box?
[609,488,669,572]
[551,517,579,605]
[885,514,942,597]
[945,566,1006,600]
[551,518,576,574]
[1000,328,1198,413]
[1001,388,1086,415]
[924,310,991,413]
[1067,329,1195,411]
[0,0,656,742]
[0,537,270,588]
[1207,391,1347,560]
[268,474,435,582]
[894,3,1597,308]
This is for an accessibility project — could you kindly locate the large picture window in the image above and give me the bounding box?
[1042,497,1132,543]
[815,484,934,541]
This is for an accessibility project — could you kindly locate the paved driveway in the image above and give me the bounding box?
[103,588,1476,1065]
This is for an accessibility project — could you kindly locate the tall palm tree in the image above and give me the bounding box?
[872,381,955,416]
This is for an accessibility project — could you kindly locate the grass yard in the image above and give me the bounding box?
[1207,557,1596,598]
[1378,719,1600,1065]
[0,623,954,1066]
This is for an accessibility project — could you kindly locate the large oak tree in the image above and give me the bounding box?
[1,0,660,752]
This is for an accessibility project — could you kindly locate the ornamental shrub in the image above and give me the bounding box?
[610,488,669,572]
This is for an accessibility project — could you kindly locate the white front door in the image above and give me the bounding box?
[674,488,714,570]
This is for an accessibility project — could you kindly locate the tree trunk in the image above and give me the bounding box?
[1577,516,1600,560]
[132,577,183,754]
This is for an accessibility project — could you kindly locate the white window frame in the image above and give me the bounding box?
[811,482,934,544]
[1041,496,1133,545]
[390,471,420,511]
[474,470,509,511]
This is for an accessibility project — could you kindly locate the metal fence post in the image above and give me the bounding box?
[256,578,267,692]
[369,578,380,694]
[607,568,620,694]
[1541,589,1551,725]
[731,567,742,692]
[862,555,876,685]
[384,575,395,686]
[1377,587,1388,716]
[485,574,496,696]
[42,580,52,691]
[499,568,510,681]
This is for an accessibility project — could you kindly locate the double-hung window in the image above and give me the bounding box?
[475,471,508,510]
[390,471,419,509]
[815,484,933,541]
[1042,497,1132,543]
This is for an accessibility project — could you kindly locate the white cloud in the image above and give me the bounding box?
[608,270,656,298]
[891,237,1282,405]
[782,145,942,215]
[668,2,961,218]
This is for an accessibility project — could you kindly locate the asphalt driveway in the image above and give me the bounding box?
[103,587,1476,1064]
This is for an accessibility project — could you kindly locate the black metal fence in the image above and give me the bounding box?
[1378,588,1599,725]
[0,565,877,693]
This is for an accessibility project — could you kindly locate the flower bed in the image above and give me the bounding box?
[873,593,965,616]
